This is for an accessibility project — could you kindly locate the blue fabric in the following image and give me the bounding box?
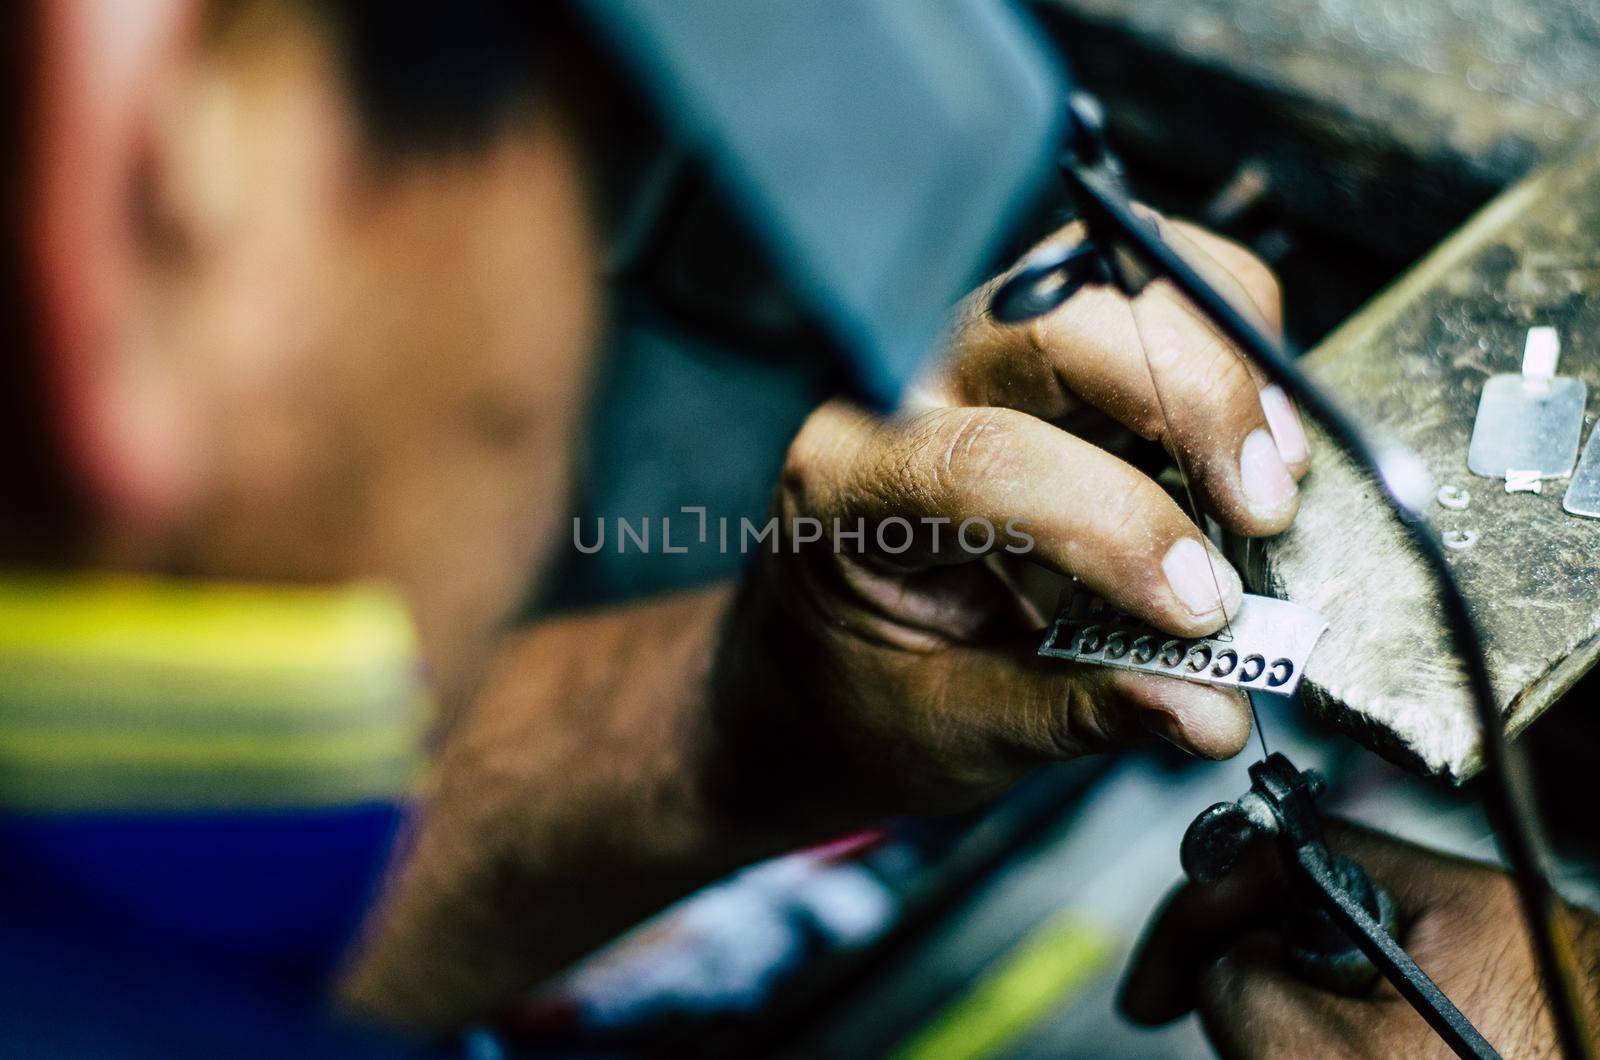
[0,805,434,1056]
[0,803,406,982]
[0,575,433,1052]
[0,909,428,1058]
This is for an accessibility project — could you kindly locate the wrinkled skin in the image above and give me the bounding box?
[1123,822,1600,1058]
[719,218,1304,823]
[53,2,1588,1045]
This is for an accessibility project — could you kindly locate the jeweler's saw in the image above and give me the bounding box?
[987,90,1592,1057]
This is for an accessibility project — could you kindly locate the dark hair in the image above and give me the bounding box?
[317,2,552,153]
[1,1,633,556]
[315,1,643,228]
[313,1,644,229]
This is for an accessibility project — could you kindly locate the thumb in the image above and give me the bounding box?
[933,639,1254,762]
[1120,837,1284,1024]
[1197,934,1368,1058]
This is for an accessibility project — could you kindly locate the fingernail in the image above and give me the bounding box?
[1240,428,1297,517]
[1259,384,1308,464]
[1161,537,1242,619]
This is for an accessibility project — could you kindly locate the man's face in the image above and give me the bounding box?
[114,13,601,700]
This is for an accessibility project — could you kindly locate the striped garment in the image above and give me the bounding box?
[0,574,432,1051]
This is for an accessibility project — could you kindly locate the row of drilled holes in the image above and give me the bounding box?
[1045,622,1296,687]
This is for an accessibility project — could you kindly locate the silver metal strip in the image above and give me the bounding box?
[1037,588,1328,697]
[1467,328,1585,479]
[1563,423,1600,518]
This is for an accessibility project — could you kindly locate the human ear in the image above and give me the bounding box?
[27,0,202,546]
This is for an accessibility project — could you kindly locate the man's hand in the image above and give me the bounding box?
[714,215,1308,823]
[344,214,1307,1027]
[1121,823,1600,1058]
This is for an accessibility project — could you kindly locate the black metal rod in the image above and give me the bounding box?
[1061,160,1594,1059]
[1295,846,1499,1058]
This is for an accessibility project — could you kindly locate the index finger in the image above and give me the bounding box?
[787,401,1243,638]
[934,218,1309,539]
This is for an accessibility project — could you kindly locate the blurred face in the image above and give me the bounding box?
[107,11,601,700]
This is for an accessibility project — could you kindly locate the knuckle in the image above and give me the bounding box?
[1043,679,1098,757]
[1078,685,1131,751]
[887,414,947,504]
[1023,316,1055,364]
[1098,474,1168,546]
[787,408,827,464]
[927,407,1019,499]
[782,403,853,502]
[782,410,828,490]
[1177,342,1256,414]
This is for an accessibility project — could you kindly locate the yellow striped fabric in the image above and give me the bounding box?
[0,574,432,812]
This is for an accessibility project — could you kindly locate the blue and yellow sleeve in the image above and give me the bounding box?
[0,574,432,984]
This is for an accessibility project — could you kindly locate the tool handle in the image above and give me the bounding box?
[1285,854,1394,994]
[1294,844,1500,1060]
